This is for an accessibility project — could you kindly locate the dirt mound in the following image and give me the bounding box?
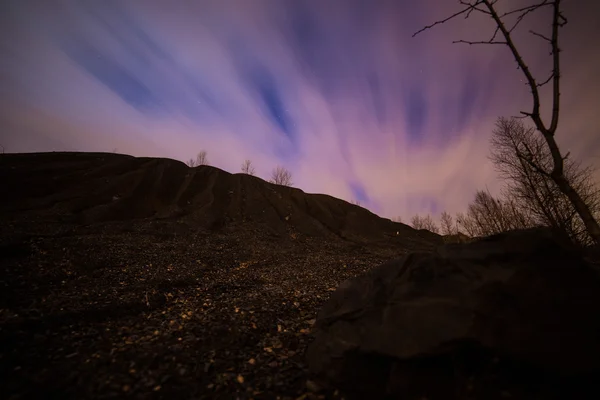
[0,152,440,245]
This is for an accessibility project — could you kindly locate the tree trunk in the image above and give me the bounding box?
[552,173,600,245]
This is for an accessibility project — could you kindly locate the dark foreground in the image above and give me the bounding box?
[0,218,420,399]
[4,152,598,400]
[0,152,441,399]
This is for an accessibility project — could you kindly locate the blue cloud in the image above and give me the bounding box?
[227,35,296,141]
[251,68,294,140]
[404,86,428,143]
[368,73,386,126]
[457,77,478,131]
[287,3,344,97]
[350,182,369,204]
[60,38,161,112]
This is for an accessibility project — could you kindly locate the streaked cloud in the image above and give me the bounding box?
[1,0,598,221]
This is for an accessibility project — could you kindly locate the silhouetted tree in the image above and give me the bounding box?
[187,150,209,167]
[411,214,439,234]
[456,190,532,237]
[440,211,456,235]
[490,117,600,246]
[196,150,208,166]
[414,0,600,244]
[241,159,256,175]
[270,166,293,186]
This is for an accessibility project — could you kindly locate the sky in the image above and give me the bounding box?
[1,0,599,222]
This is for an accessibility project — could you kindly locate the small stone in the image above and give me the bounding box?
[306,380,322,393]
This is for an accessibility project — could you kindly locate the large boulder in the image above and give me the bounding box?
[306,228,600,399]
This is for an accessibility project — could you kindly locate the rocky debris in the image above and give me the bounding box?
[0,207,434,398]
[306,228,600,399]
[0,152,446,400]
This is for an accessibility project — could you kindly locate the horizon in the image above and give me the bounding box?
[1,0,599,223]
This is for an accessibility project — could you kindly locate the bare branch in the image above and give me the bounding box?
[548,0,563,135]
[507,12,530,34]
[498,0,551,18]
[513,113,530,120]
[480,1,545,129]
[517,151,551,177]
[529,30,552,43]
[490,25,501,42]
[453,39,506,45]
[460,0,490,18]
[537,72,554,87]
[558,12,568,26]
[413,1,485,37]
[507,1,552,33]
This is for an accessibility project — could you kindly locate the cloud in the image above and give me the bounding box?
[1,0,599,222]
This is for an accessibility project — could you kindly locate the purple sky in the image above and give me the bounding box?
[1,0,599,222]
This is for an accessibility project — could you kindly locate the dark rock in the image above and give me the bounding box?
[306,228,600,399]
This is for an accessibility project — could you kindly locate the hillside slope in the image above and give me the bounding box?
[0,152,440,245]
[0,151,442,399]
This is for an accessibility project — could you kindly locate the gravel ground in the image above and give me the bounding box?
[0,217,436,400]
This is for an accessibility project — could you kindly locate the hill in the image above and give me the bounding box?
[0,151,441,400]
[0,152,439,246]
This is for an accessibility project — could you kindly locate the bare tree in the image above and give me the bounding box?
[423,215,439,234]
[392,216,403,223]
[456,189,532,237]
[490,117,600,246]
[440,211,456,235]
[455,212,478,238]
[414,0,600,244]
[411,214,439,234]
[241,159,256,175]
[187,150,209,167]
[195,150,208,166]
[350,200,362,207]
[411,214,425,230]
[270,166,293,186]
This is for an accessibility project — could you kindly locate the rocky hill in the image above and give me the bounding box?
[0,152,439,247]
[0,151,441,400]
